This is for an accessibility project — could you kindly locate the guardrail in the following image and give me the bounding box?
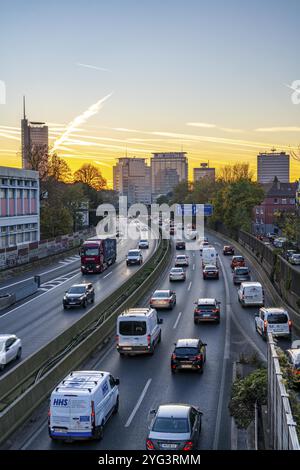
[0,230,171,445]
[267,333,300,450]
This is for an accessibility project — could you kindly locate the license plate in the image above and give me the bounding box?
[122,347,132,350]
[202,314,211,317]
[53,428,65,433]
[69,302,76,305]
[161,443,177,449]
[181,364,193,368]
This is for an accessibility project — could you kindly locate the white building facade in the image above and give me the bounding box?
[0,167,40,248]
[113,157,151,205]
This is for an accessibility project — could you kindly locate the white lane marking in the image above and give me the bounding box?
[192,264,195,270]
[0,269,80,319]
[215,242,221,247]
[40,258,79,275]
[125,379,152,428]
[173,312,182,329]
[21,419,48,450]
[188,281,192,291]
[103,271,112,279]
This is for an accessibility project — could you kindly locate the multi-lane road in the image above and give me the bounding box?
[0,227,157,373]
[3,229,297,450]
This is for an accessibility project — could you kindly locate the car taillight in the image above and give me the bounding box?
[212,309,218,313]
[264,320,268,332]
[115,335,119,344]
[91,401,95,427]
[48,408,51,424]
[171,353,176,360]
[147,335,151,346]
[146,439,154,450]
[196,354,203,361]
[288,320,292,331]
[183,441,193,451]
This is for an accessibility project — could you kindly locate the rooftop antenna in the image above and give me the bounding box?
[23,95,26,119]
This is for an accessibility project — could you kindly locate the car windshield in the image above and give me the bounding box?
[68,286,86,294]
[197,304,215,309]
[235,268,249,275]
[128,251,139,256]
[234,257,244,261]
[205,266,217,271]
[153,291,170,298]
[175,347,198,356]
[171,268,183,273]
[293,255,300,259]
[119,321,147,336]
[84,247,99,256]
[152,417,189,433]
[267,313,288,324]
[140,240,147,243]
[0,340,6,352]
[176,256,186,260]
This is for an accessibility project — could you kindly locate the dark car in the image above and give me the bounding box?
[233,266,251,285]
[171,339,207,373]
[194,298,220,324]
[150,290,176,310]
[223,245,234,256]
[203,264,219,280]
[146,404,202,451]
[63,283,95,309]
[126,249,143,266]
[176,241,186,250]
[231,255,245,270]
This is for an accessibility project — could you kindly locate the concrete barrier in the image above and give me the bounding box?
[0,277,38,303]
[0,234,171,444]
[0,293,16,311]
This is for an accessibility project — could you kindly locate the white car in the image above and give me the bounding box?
[255,307,292,340]
[290,254,300,265]
[0,334,22,370]
[175,254,189,267]
[238,282,264,307]
[169,267,186,281]
[139,239,149,249]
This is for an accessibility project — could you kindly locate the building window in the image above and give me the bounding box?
[282,198,287,204]
[1,227,6,233]
[9,225,15,232]
[290,198,295,204]
[24,232,30,242]
[274,198,278,204]
[256,208,259,214]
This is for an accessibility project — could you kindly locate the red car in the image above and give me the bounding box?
[223,245,235,256]
[231,255,245,270]
[203,264,219,280]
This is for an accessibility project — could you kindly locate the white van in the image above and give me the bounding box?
[238,282,264,307]
[48,370,119,441]
[202,246,218,267]
[255,307,292,340]
[116,308,163,356]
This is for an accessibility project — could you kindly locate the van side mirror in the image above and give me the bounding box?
[255,312,259,317]
[150,409,156,416]
[158,318,163,324]
[115,378,120,385]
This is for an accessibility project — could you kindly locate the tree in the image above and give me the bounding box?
[40,205,73,239]
[73,164,107,191]
[218,162,253,183]
[48,154,72,183]
[23,143,49,180]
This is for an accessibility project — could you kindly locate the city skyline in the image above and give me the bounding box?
[1,0,300,185]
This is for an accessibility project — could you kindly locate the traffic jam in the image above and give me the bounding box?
[44,218,299,450]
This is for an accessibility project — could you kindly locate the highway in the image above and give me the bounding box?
[6,229,296,450]
[0,225,157,374]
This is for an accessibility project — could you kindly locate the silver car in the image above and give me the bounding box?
[290,254,300,265]
[146,404,202,450]
[0,334,22,370]
[175,254,189,267]
[150,290,176,309]
[169,267,186,282]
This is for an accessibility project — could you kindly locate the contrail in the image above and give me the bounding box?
[51,92,113,154]
[76,62,111,72]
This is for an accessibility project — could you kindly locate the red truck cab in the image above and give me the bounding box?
[80,238,116,274]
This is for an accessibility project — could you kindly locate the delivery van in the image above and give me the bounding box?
[48,370,119,441]
[238,282,264,307]
[202,246,218,267]
[116,308,163,356]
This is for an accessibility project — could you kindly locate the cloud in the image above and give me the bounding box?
[186,122,245,133]
[76,62,111,72]
[51,92,113,154]
[255,126,300,132]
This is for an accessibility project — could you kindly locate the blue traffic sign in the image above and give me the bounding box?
[176,204,213,216]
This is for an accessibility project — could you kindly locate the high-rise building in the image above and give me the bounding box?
[21,97,48,169]
[257,151,290,183]
[151,152,188,199]
[194,163,215,182]
[113,157,151,205]
[0,166,40,248]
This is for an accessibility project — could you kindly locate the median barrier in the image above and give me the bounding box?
[0,233,171,445]
[0,277,38,303]
[0,293,16,311]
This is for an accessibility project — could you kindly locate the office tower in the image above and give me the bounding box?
[194,163,215,182]
[257,151,289,183]
[151,152,188,199]
[113,157,151,205]
[21,97,48,170]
